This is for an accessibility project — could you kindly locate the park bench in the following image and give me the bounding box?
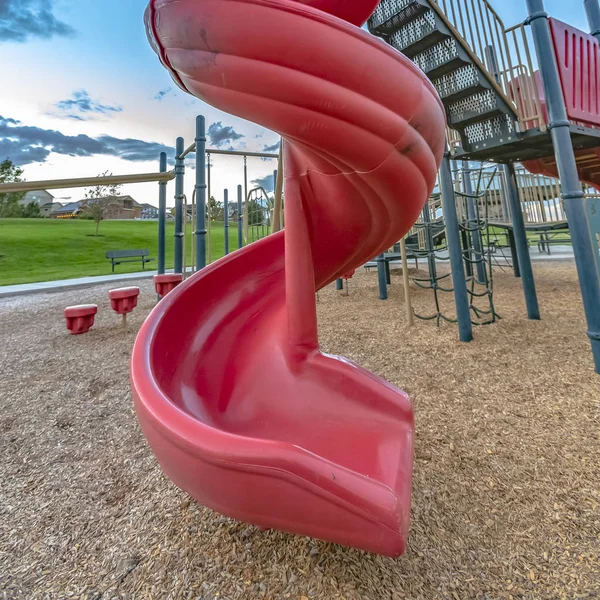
[536,229,572,254]
[105,249,154,272]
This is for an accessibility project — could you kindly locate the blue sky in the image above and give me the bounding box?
[0,0,593,205]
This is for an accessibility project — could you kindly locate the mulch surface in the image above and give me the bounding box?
[1,262,598,600]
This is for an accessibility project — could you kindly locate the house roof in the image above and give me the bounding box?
[54,201,84,214]
[24,190,55,200]
[97,194,139,206]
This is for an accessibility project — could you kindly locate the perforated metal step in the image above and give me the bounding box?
[388,10,449,58]
[433,65,488,104]
[411,38,470,79]
[369,0,429,35]
[448,89,505,127]
[463,115,518,150]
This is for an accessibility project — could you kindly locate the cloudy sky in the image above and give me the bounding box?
[0,0,592,207]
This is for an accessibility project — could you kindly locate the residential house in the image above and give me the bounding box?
[19,190,55,217]
[51,195,143,220]
[140,203,160,219]
[101,195,142,220]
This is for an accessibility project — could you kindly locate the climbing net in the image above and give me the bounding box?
[412,163,501,327]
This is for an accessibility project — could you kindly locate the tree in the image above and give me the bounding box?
[206,195,222,220]
[0,158,27,218]
[247,197,273,226]
[84,171,123,236]
[20,201,41,218]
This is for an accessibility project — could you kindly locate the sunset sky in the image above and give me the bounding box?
[0,0,592,207]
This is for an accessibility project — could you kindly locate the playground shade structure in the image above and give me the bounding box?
[131,0,445,556]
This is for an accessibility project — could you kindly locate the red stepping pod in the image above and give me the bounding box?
[153,274,183,298]
[109,286,140,315]
[109,287,140,325]
[64,304,98,335]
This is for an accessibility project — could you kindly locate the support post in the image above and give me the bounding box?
[504,162,540,319]
[400,237,414,326]
[527,0,600,372]
[195,116,207,271]
[440,150,473,342]
[422,201,438,281]
[336,279,344,291]
[584,0,600,40]
[243,156,249,244]
[224,189,229,256]
[174,137,185,274]
[463,162,487,283]
[158,152,167,275]
[507,229,521,278]
[272,169,278,231]
[237,185,243,249]
[272,142,284,232]
[376,254,388,300]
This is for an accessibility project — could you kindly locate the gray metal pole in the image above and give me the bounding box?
[272,169,277,230]
[527,0,600,372]
[584,0,600,40]
[174,137,185,274]
[336,279,344,290]
[237,185,243,249]
[376,254,388,300]
[463,162,487,283]
[195,116,207,271]
[243,156,249,244]
[504,163,540,320]
[440,150,473,342]
[158,152,167,275]
[224,189,229,256]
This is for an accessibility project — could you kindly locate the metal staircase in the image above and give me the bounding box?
[368,0,540,160]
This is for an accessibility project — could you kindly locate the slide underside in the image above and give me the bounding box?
[132,0,445,556]
[524,149,600,193]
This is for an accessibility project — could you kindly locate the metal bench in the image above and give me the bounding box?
[105,249,154,272]
[537,231,572,254]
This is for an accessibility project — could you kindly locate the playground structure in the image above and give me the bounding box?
[130,0,600,557]
[0,0,599,558]
[367,0,600,371]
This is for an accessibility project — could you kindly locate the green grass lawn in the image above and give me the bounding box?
[488,225,572,246]
[0,218,241,286]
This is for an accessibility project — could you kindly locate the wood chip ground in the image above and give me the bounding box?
[1,262,598,600]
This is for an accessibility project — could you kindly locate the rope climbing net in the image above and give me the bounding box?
[412,163,501,327]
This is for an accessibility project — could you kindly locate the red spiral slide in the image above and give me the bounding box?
[132,0,445,556]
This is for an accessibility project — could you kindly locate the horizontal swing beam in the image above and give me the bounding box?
[179,144,279,160]
[0,171,176,193]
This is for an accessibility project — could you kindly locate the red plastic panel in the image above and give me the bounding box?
[549,18,600,127]
[133,0,446,556]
